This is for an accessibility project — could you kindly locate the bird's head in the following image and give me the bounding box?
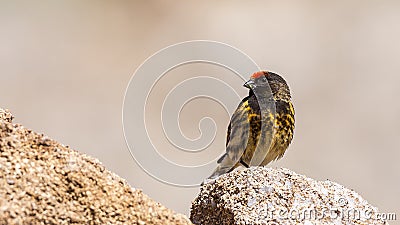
[244,71,291,101]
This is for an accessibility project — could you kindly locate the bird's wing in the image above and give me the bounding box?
[207,98,251,179]
[217,97,250,164]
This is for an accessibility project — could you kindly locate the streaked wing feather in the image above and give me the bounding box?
[220,97,250,164]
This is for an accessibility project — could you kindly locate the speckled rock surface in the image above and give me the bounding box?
[0,108,13,123]
[0,108,192,225]
[191,167,387,225]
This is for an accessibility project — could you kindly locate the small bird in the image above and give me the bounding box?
[207,71,295,180]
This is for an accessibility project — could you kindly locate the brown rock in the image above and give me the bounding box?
[0,108,192,225]
[191,167,388,225]
[0,108,13,123]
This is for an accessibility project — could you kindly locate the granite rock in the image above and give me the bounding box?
[191,167,387,225]
[0,108,192,225]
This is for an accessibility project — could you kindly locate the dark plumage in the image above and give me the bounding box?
[207,71,295,180]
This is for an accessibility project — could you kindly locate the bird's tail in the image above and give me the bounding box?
[207,153,241,179]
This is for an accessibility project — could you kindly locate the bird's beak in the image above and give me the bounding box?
[243,80,255,89]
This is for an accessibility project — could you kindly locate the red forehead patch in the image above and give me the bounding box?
[250,71,266,79]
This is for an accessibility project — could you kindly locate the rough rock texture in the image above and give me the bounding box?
[0,108,192,225]
[191,167,387,225]
[0,108,13,123]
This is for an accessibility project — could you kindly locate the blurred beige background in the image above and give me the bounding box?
[1,0,399,218]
